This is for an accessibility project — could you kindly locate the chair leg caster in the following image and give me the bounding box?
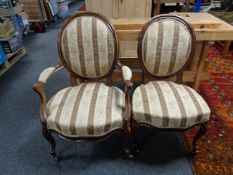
[123,140,135,159]
[124,144,141,158]
[124,148,135,159]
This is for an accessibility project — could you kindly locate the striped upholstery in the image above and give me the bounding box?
[39,67,56,83]
[38,66,64,83]
[60,15,116,78]
[132,81,210,128]
[141,18,192,76]
[122,66,132,81]
[46,83,125,137]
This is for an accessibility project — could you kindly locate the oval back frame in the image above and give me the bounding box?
[57,11,119,81]
[137,14,196,80]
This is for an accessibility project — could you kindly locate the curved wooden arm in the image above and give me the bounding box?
[32,64,63,126]
[116,60,133,128]
[124,82,133,125]
[33,82,47,126]
[38,64,63,83]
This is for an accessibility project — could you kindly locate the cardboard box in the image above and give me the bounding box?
[0,5,23,16]
[0,19,15,38]
[18,11,28,20]
[1,34,23,53]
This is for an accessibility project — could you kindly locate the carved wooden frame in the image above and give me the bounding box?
[33,12,133,160]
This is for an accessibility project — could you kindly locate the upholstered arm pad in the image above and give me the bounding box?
[121,65,132,81]
[38,65,63,83]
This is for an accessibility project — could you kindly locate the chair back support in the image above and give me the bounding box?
[138,15,195,79]
[58,12,118,80]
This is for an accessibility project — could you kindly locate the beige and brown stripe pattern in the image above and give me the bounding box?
[87,83,101,135]
[54,88,72,132]
[61,16,115,78]
[46,83,125,137]
[151,81,169,127]
[140,86,151,123]
[104,88,113,132]
[168,22,180,74]
[153,21,164,74]
[92,18,101,76]
[167,81,187,127]
[132,81,210,128]
[141,19,192,76]
[77,18,87,76]
[62,30,71,67]
[70,83,87,135]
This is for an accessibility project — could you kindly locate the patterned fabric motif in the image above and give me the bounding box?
[46,83,125,137]
[141,19,192,76]
[132,81,210,128]
[61,16,115,78]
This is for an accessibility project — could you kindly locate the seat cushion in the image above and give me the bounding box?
[46,83,125,137]
[132,81,210,128]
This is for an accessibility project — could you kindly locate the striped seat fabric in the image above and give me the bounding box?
[141,18,192,76]
[46,83,125,137]
[132,81,210,128]
[60,15,116,78]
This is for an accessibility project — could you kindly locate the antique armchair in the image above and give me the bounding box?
[33,12,133,159]
[132,14,211,155]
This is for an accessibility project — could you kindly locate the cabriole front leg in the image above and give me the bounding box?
[192,123,207,155]
[123,128,134,158]
[42,128,57,160]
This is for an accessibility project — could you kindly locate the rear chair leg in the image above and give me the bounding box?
[131,122,140,154]
[42,129,57,160]
[123,126,134,159]
[192,123,207,155]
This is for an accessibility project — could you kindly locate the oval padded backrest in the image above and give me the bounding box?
[138,15,195,77]
[58,12,117,79]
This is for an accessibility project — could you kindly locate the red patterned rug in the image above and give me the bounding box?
[183,46,233,175]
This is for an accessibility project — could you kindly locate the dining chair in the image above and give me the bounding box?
[33,12,133,159]
[132,14,210,155]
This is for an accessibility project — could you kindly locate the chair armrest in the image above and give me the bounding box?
[116,60,133,87]
[116,61,133,129]
[122,65,132,81]
[38,64,64,83]
[33,64,63,126]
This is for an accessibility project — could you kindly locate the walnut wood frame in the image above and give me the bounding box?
[33,12,133,160]
[133,14,208,155]
[57,11,118,82]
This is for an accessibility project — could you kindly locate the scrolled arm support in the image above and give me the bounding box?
[116,61,133,130]
[116,60,133,85]
[33,64,64,126]
[33,82,47,125]
[38,64,63,83]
